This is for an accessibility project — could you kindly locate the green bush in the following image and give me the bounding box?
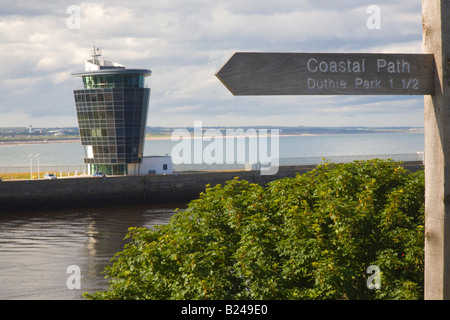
[85,159,425,300]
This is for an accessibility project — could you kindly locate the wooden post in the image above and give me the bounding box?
[423,0,450,300]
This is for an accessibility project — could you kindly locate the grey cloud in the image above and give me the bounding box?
[0,0,425,127]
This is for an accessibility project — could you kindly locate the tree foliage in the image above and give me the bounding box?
[85,159,425,300]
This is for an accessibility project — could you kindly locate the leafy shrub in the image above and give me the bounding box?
[85,159,424,300]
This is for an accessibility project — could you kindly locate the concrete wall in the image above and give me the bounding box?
[0,168,305,212]
[0,161,424,213]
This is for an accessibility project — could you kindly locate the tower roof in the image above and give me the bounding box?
[72,68,152,77]
[71,46,151,77]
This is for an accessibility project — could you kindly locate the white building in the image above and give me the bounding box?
[127,156,173,175]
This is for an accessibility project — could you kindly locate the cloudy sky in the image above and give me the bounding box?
[0,0,425,128]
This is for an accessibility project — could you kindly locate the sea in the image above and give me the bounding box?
[0,132,425,300]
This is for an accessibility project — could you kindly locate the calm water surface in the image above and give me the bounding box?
[0,132,425,168]
[0,205,180,300]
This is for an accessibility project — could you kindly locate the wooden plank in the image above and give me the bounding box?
[216,52,435,95]
[423,0,450,300]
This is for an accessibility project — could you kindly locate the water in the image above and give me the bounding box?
[146,132,425,158]
[0,132,424,300]
[0,205,179,300]
[0,132,425,169]
[0,142,85,167]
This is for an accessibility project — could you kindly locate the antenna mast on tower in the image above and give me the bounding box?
[92,45,102,65]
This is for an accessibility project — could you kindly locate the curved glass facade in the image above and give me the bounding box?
[73,69,151,175]
[82,74,146,89]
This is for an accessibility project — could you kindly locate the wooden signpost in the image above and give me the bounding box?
[216,52,435,96]
[215,0,450,300]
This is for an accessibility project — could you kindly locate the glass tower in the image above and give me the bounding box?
[72,47,152,175]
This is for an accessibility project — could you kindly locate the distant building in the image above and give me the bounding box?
[72,47,153,175]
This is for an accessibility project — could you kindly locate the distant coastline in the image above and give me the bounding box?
[0,126,424,145]
[0,138,82,145]
[147,127,424,140]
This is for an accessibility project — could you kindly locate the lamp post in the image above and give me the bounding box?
[35,153,40,179]
[28,154,33,179]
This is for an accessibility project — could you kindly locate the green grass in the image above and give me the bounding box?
[0,172,79,180]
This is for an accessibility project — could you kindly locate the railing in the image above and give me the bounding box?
[0,153,424,176]
[279,153,424,166]
[172,153,424,172]
[0,165,86,175]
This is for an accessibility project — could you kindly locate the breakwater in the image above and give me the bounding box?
[0,162,423,213]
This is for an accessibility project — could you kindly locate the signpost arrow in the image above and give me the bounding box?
[216,52,435,96]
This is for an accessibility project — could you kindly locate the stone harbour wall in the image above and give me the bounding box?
[0,162,423,213]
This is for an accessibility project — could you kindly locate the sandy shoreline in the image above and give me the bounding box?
[0,130,424,145]
[0,134,313,145]
[0,139,82,146]
[146,133,319,140]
